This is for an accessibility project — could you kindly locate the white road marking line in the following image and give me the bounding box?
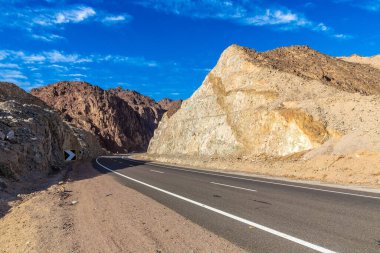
[147,162,380,200]
[150,169,164,174]
[96,157,336,253]
[210,181,257,192]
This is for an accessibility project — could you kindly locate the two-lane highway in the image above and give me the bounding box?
[95,156,380,253]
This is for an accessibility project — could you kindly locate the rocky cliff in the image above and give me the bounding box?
[158,98,183,118]
[31,82,152,153]
[0,82,103,182]
[108,87,166,141]
[148,45,380,159]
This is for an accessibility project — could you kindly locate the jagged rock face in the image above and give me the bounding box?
[148,45,380,158]
[0,82,83,179]
[339,54,380,71]
[31,82,150,153]
[108,87,165,140]
[157,98,173,110]
[158,98,183,118]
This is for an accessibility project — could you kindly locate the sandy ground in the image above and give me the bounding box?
[136,151,380,188]
[0,162,244,253]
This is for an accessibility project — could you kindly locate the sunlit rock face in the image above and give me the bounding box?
[148,45,380,158]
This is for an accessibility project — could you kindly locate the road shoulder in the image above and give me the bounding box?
[0,161,245,253]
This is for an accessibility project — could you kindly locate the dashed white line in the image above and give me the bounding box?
[96,157,336,253]
[150,169,164,174]
[210,181,257,192]
[147,162,380,200]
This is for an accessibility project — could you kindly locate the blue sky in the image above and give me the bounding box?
[0,0,379,100]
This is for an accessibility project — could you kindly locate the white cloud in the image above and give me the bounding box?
[335,0,380,11]
[0,69,27,84]
[49,64,69,71]
[0,50,93,64]
[137,0,329,32]
[244,9,303,26]
[314,23,329,32]
[334,33,353,39]
[0,4,133,42]
[44,51,92,63]
[100,55,158,67]
[66,73,87,77]
[31,34,65,42]
[54,6,96,24]
[0,63,20,69]
[102,14,132,24]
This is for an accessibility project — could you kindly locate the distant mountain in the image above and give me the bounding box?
[108,87,165,141]
[31,81,181,153]
[339,54,380,71]
[31,81,148,153]
[158,98,183,118]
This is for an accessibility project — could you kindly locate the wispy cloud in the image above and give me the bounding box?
[137,0,335,34]
[0,50,91,64]
[334,0,380,11]
[65,73,87,77]
[101,14,132,24]
[0,49,159,88]
[100,55,158,67]
[0,69,27,84]
[0,63,20,69]
[31,34,65,42]
[333,33,353,39]
[0,3,133,42]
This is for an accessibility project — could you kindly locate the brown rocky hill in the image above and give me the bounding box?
[0,82,103,183]
[108,87,165,141]
[31,81,152,153]
[148,44,380,160]
[339,54,380,70]
[109,88,183,135]
[158,98,183,118]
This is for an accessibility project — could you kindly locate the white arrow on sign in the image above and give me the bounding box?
[64,150,76,161]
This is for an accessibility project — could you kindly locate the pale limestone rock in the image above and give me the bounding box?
[148,45,380,159]
[339,54,380,70]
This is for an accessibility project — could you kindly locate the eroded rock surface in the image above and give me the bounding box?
[148,45,380,159]
[158,98,182,118]
[31,82,150,153]
[108,87,166,141]
[0,82,102,180]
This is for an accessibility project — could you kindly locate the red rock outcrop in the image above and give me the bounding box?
[108,87,165,141]
[31,82,151,153]
[158,98,183,118]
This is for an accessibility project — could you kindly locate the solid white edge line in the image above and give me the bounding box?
[150,169,164,174]
[96,157,336,253]
[210,181,257,192]
[147,162,380,200]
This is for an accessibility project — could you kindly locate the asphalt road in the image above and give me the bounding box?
[94,156,380,253]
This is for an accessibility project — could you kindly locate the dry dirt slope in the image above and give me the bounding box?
[0,162,244,253]
[146,44,380,186]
